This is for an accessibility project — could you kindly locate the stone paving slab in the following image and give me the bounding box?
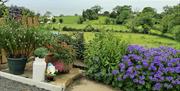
[50,68,82,87]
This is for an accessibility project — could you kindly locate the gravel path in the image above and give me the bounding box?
[0,76,49,91]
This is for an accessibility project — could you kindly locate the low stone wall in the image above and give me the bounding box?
[0,76,49,91]
[0,71,65,91]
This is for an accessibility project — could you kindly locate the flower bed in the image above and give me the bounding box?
[112,45,180,91]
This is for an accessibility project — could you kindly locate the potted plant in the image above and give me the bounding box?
[0,21,49,75]
[33,47,49,81]
[49,41,75,73]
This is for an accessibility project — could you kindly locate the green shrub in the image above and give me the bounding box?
[85,32,128,84]
[62,26,82,31]
[57,33,85,60]
[73,32,85,60]
[171,25,180,42]
[34,47,49,58]
[83,25,100,32]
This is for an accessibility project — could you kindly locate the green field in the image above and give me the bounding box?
[44,16,180,49]
[83,16,107,25]
[54,16,107,24]
[44,16,129,32]
[60,31,180,49]
[55,16,80,24]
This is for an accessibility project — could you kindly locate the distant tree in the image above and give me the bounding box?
[160,4,180,33]
[137,12,154,34]
[20,7,35,17]
[110,11,117,18]
[36,13,40,16]
[59,14,64,17]
[82,9,98,20]
[162,4,180,16]
[113,5,132,24]
[43,18,48,23]
[59,18,63,24]
[103,11,110,16]
[74,13,78,16]
[105,18,111,24]
[126,18,139,33]
[52,18,56,23]
[44,11,51,17]
[77,16,85,24]
[142,7,156,14]
[90,5,102,14]
[172,25,180,41]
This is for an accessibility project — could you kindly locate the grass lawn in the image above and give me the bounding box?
[60,31,180,49]
[55,16,80,24]
[83,16,107,25]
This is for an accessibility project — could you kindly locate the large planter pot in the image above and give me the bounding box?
[8,58,27,75]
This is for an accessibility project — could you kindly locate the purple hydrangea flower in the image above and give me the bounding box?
[138,80,145,85]
[142,60,149,67]
[112,70,119,75]
[136,65,142,69]
[117,77,122,81]
[139,75,145,80]
[166,76,173,81]
[133,79,139,83]
[119,63,125,72]
[153,83,162,91]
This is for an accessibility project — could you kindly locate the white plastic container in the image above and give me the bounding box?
[33,57,46,82]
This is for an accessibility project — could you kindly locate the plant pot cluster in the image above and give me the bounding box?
[46,41,75,73]
[0,20,52,75]
[33,41,75,81]
[0,20,75,83]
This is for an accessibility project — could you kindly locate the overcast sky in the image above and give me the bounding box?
[5,0,180,16]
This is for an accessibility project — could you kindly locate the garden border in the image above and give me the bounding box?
[0,71,65,91]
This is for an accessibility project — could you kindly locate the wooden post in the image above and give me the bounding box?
[21,16,27,27]
[33,16,39,27]
[27,17,33,27]
[1,49,7,64]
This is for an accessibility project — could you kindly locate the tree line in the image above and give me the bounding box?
[79,4,180,40]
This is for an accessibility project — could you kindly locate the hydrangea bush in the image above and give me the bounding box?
[112,45,180,91]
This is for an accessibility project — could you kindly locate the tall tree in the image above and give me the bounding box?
[142,7,156,14]
[137,12,154,34]
[90,5,102,14]
[44,11,51,17]
[82,9,98,20]
[20,7,35,17]
[113,5,132,24]
[161,4,180,33]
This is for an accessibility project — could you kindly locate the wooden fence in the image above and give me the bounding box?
[0,16,39,27]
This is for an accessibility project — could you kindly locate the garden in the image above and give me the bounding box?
[0,0,180,91]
